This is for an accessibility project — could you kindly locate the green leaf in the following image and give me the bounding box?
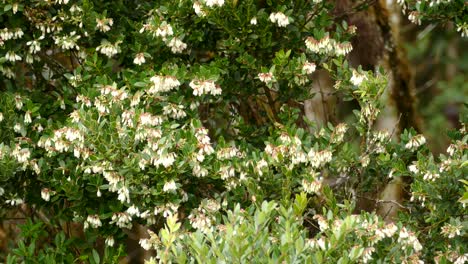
[92,249,100,264]
[134,82,147,87]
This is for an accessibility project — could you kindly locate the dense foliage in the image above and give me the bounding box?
[0,0,466,263]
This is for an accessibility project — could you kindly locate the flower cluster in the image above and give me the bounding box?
[84,214,102,229]
[188,199,221,233]
[350,69,368,86]
[189,79,222,96]
[269,12,290,27]
[148,75,181,94]
[405,134,426,150]
[53,31,81,50]
[110,212,132,229]
[96,17,114,32]
[205,0,225,7]
[96,40,121,57]
[302,178,322,194]
[302,61,317,74]
[305,35,353,56]
[142,20,187,54]
[0,1,466,262]
[308,149,333,168]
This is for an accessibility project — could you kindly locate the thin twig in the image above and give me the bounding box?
[376,199,408,209]
[356,195,409,210]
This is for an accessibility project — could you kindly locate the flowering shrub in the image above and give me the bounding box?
[0,0,466,263]
[398,0,468,37]
[143,194,425,263]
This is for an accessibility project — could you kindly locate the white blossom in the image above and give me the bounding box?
[13,123,22,133]
[163,180,177,193]
[139,112,162,126]
[350,69,367,86]
[308,149,332,168]
[382,223,398,237]
[0,28,14,40]
[193,163,208,177]
[422,171,440,181]
[302,61,316,74]
[408,164,419,174]
[27,39,42,54]
[302,178,322,194]
[193,2,206,16]
[258,72,274,83]
[85,215,102,229]
[405,134,426,150]
[335,42,353,56]
[5,51,22,62]
[167,37,187,53]
[156,23,174,40]
[96,40,121,57]
[111,212,132,229]
[13,28,24,39]
[55,0,70,4]
[189,211,212,233]
[5,197,24,206]
[152,151,176,168]
[441,223,462,238]
[117,187,130,203]
[139,238,153,250]
[189,79,221,96]
[127,205,141,217]
[360,155,370,167]
[362,247,375,263]
[24,111,32,124]
[205,0,225,7]
[446,144,456,156]
[148,75,181,94]
[250,17,257,25]
[12,146,30,163]
[408,11,421,25]
[41,188,51,201]
[454,255,467,264]
[54,31,81,50]
[133,53,146,65]
[456,23,468,38]
[96,17,114,32]
[269,12,290,27]
[105,236,115,247]
[12,3,18,14]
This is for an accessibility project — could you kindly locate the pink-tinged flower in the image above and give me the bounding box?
[41,188,51,201]
[258,72,274,83]
[302,61,316,74]
[305,37,320,52]
[96,17,113,32]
